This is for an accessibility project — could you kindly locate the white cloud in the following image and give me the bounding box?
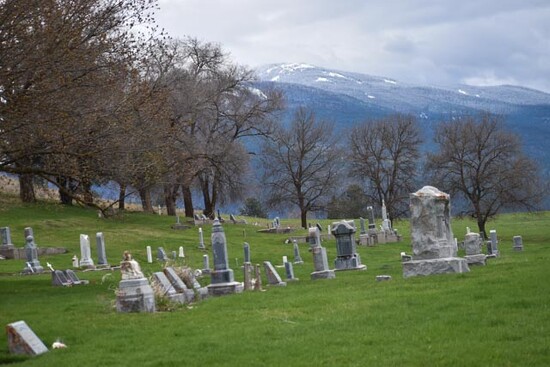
[155,0,550,92]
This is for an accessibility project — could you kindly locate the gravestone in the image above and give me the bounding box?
[171,250,177,260]
[229,214,237,224]
[376,275,392,282]
[0,227,15,259]
[152,272,177,296]
[64,269,88,285]
[79,234,95,269]
[116,251,155,313]
[308,227,322,248]
[308,225,335,279]
[243,262,253,290]
[254,264,263,291]
[202,254,211,274]
[331,220,366,271]
[207,220,243,296]
[22,235,43,274]
[402,186,469,278]
[198,228,206,250]
[513,235,523,251]
[366,206,376,230]
[1,227,14,248]
[243,242,251,263]
[310,246,335,280]
[381,199,391,232]
[52,270,72,287]
[6,321,48,356]
[164,267,195,302]
[488,230,499,257]
[24,227,33,240]
[157,247,168,262]
[95,232,109,268]
[293,241,304,264]
[178,246,185,258]
[284,261,298,281]
[359,218,367,235]
[146,246,152,263]
[463,232,486,266]
[263,261,286,286]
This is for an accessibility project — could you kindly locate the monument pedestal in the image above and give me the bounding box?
[207,281,244,296]
[310,269,336,280]
[465,254,487,266]
[334,255,367,271]
[402,257,470,278]
[116,278,156,313]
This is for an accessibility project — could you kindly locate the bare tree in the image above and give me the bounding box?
[349,114,422,221]
[163,38,283,217]
[0,0,165,207]
[261,107,342,228]
[426,112,545,236]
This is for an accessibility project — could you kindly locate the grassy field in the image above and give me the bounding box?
[1,193,549,366]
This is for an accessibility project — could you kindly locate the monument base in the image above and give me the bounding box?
[116,278,156,313]
[464,254,487,266]
[310,269,336,280]
[402,257,470,278]
[334,256,367,271]
[207,281,244,296]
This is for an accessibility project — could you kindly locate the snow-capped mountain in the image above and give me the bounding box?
[254,63,550,172]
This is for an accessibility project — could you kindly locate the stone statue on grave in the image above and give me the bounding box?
[120,251,144,280]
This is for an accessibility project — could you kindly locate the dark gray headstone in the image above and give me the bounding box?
[293,241,304,264]
[52,270,71,286]
[243,242,251,263]
[331,220,366,271]
[157,247,168,261]
[1,227,14,247]
[366,206,376,230]
[22,235,43,274]
[95,232,109,267]
[64,269,88,285]
[6,321,48,356]
[513,235,523,251]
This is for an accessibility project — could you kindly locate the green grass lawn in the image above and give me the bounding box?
[1,193,549,366]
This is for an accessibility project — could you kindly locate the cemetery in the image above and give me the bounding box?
[0,193,549,366]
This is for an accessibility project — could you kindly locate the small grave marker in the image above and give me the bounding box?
[6,321,48,356]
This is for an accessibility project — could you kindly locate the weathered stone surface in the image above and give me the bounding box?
[6,321,48,356]
[95,232,109,267]
[116,278,156,313]
[79,234,95,268]
[464,232,482,256]
[402,257,470,278]
[52,270,71,287]
[513,235,523,251]
[376,275,392,282]
[163,267,195,302]
[21,235,43,274]
[263,261,286,286]
[310,246,335,280]
[409,186,456,260]
[464,254,487,266]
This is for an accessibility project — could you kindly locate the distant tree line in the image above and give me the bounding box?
[1,1,545,233]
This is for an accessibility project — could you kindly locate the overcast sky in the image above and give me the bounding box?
[156,0,550,92]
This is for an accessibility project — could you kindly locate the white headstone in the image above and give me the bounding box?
[79,234,94,268]
[146,246,152,263]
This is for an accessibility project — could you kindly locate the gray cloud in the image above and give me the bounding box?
[156,0,550,92]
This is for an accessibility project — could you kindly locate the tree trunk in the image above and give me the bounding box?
[19,173,36,203]
[164,184,177,216]
[82,179,94,205]
[118,183,126,211]
[56,176,73,205]
[477,218,487,239]
[300,208,308,230]
[139,187,154,213]
[200,177,214,218]
[182,185,194,218]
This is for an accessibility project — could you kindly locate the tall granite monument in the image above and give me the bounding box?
[207,219,243,295]
[402,186,470,277]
